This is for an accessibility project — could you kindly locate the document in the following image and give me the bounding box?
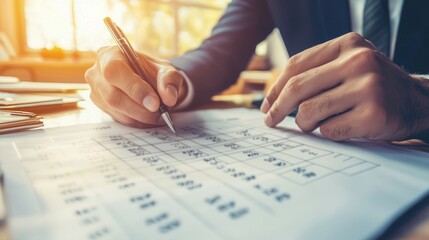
[0,108,428,240]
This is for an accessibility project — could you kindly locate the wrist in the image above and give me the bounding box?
[408,75,429,140]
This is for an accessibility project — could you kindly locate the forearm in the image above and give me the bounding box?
[171,0,274,107]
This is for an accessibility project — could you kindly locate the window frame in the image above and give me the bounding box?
[16,0,228,58]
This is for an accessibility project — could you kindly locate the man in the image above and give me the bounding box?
[85,0,429,141]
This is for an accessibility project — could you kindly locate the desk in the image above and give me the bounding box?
[0,57,92,83]
[1,93,429,240]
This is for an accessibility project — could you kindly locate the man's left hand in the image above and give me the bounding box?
[261,32,429,141]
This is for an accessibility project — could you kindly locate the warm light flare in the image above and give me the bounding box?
[24,0,230,56]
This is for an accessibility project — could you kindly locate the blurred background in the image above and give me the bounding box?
[0,0,287,93]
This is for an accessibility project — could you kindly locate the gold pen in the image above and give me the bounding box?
[104,17,176,134]
[0,110,37,117]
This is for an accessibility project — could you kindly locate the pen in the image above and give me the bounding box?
[103,17,177,135]
[0,164,6,225]
[0,110,37,117]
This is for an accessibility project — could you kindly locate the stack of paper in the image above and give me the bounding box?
[0,81,88,93]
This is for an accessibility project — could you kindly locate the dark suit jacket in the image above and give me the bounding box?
[171,0,429,106]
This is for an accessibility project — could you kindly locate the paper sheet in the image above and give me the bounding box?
[0,108,428,240]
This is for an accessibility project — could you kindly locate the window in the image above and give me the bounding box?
[23,0,231,57]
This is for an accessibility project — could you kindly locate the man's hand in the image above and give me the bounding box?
[85,46,187,128]
[261,32,429,141]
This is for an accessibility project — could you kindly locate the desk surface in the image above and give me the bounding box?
[1,94,429,240]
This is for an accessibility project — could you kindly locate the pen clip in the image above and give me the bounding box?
[104,17,153,86]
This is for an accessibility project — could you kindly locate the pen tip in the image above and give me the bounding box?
[160,112,177,135]
[170,124,177,136]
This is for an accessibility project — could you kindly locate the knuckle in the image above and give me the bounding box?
[296,101,318,132]
[320,123,352,141]
[295,113,313,132]
[295,116,305,131]
[102,59,126,82]
[318,95,333,112]
[348,49,379,70]
[287,54,302,70]
[329,41,342,57]
[343,32,365,46]
[298,101,313,119]
[286,75,304,94]
[320,124,334,139]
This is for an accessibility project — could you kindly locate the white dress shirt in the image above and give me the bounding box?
[177,0,405,109]
[349,0,404,59]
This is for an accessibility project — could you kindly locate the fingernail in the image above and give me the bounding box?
[260,98,271,113]
[265,112,273,127]
[143,95,158,112]
[166,85,178,101]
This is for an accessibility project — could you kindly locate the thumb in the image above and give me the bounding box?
[157,66,184,107]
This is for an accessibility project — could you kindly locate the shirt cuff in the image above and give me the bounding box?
[174,70,195,110]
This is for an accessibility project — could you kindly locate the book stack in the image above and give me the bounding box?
[0,110,43,134]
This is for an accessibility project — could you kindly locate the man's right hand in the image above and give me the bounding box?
[85,46,187,128]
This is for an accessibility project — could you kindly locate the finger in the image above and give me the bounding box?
[319,111,365,141]
[90,90,162,128]
[265,62,345,127]
[157,66,184,106]
[262,46,339,113]
[96,80,161,124]
[262,32,371,113]
[295,83,358,132]
[99,48,160,112]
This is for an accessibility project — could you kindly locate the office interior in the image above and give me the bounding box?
[0,1,428,240]
[0,0,286,92]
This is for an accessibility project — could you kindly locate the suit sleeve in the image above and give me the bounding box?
[170,0,275,107]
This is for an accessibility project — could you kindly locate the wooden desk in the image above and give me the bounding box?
[1,93,429,240]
